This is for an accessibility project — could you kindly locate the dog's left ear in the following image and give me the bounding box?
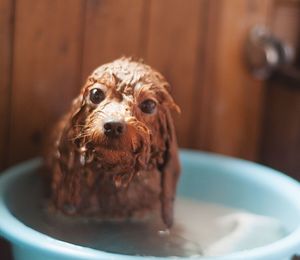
[159,87,181,114]
[158,91,181,228]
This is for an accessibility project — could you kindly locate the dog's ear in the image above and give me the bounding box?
[70,78,98,126]
[52,93,87,160]
[70,94,86,125]
[154,84,181,114]
[43,95,84,192]
[158,98,180,228]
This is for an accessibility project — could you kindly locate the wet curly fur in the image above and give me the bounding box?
[45,57,180,227]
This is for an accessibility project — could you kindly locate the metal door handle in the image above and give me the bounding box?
[246,26,300,85]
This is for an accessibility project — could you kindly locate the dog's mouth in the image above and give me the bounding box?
[90,132,151,188]
[71,120,153,189]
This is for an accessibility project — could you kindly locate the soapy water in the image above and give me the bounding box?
[8,170,287,257]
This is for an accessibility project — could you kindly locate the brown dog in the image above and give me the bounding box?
[45,57,180,227]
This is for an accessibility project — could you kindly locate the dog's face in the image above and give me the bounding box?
[68,58,179,184]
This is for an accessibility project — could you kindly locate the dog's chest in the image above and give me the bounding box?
[86,167,161,217]
[52,160,162,219]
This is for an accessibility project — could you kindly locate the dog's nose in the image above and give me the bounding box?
[103,121,125,138]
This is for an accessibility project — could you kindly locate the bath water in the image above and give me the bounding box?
[9,171,287,257]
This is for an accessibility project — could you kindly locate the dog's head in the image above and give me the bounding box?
[68,57,179,176]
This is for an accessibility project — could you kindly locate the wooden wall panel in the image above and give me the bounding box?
[260,0,300,177]
[0,0,13,169]
[0,0,14,258]
[260,83,300,176]
[193,0,273,160]
[1,0,279,165]
[81,0,147,81]
[145,0,206,148]
[272,0,300,48]
[8,0,85,164]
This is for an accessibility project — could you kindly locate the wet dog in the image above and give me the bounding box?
[45,57,180,227]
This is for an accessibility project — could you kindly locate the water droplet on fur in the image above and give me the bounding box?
[55,150,61,159]
[80,146,87,153]
[86,153,94,164]
[80,154,86,165]
[158,229,170,237]
[113,175,122,188]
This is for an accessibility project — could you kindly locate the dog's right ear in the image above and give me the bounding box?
[70,77,98,125]
[70,94,86,125]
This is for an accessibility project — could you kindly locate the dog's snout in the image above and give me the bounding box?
[104,121,125,138]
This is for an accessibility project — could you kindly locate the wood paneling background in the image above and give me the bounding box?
[0,0,13,170]
[0,0,299,166]
[0,1,14,258]
[81,0,147,80]
[260,0,300,177]
[8,0,85,164]
[145,0,206,147]
[191,0,273,159]
[1,0,299,172]
[0,0,278,169]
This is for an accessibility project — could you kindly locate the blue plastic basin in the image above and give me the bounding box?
[1,150,300,260]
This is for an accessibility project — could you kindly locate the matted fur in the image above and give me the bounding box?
[45,57,180,227]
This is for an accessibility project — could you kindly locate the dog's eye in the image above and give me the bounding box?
[140,99,157,114]
[89,88,105,104]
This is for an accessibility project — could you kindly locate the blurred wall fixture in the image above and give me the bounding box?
[246,26,299,84]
